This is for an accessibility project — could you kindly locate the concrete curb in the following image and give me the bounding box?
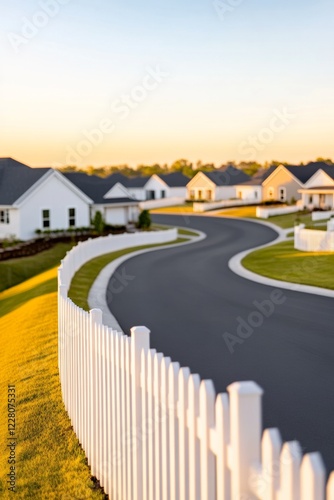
[224,216,334,298]
[88,228,207,331]
[154,211,334,299]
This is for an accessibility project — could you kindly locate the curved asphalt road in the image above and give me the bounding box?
[107,214,334,472]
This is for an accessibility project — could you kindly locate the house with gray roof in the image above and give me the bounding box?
[187,166,250,201]
[234,167,276,202]
[260,162,334,203]
[298,164,334,210]
[0,159,140,241]
[234,162,334,203]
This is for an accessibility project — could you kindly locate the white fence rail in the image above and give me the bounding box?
[295,224,334,252]
[139,197,185,210]
[193,199,258,213]
[256,205,301,219]
[59,232,334,499]
[312,211,334,221]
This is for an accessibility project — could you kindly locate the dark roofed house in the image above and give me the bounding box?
[234,167,276,202]
[63,171,139,227]
[0,159,140,241]
[187,167,250,201]
[261,163,334,203]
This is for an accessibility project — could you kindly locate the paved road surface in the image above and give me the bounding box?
[107,214,334,472]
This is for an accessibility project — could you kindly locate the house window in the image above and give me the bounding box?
[69,208,76,227]
[190,190,195,200]
[0,209,10,224]
[279,187,286,202]
[268,187,275,200]
[161,190,166,199]
[42,209,50,228]
[146,190,155,200]
[198,190,203,200]
[206,190,212,201]
[254,191,258,199]
[238,191,242,200]
[309,195,313,204]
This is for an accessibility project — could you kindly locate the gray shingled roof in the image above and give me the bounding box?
[284,162,334,184]
[63,172,137,205]
[237,167,276,186]
[158,172,190,187]
[0,158,50,205]
[126,176,150,188]
[204,166,250,186]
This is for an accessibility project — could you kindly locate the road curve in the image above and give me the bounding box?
[107,214,334,472]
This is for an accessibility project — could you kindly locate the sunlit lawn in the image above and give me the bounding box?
[243,240,334,290]
[217,207,315,229]
[0,242,74,293]
[0,268,105,499]
[150,204,194,213]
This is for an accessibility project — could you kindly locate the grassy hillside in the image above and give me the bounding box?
[0,243,74,293]
[0,268,105,499]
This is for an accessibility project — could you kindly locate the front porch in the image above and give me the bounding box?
[299,187,334,210]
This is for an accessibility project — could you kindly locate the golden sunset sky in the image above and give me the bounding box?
[1,0,334,168]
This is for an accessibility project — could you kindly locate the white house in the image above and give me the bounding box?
[234,168,275,202]
[126,176,151,201]
[0,159,140,241]
[0,159,92,241]
[187,166,250,201]
[63,172,140,227]
[124,172,189,201]
[298,167,334,210]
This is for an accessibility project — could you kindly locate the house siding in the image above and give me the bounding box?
[0,208,20,240]
[263,168,302,202]
[145,176,170,200]
[187,174,216,200]
[19,174,90,240]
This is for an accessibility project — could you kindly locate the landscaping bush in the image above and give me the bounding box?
[93,210,105,234]
[138,210,151,229]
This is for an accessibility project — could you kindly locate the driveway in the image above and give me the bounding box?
[107,214,334,472]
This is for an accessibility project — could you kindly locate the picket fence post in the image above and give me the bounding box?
[89,308,103,477]
[131,326,150,500]
[228,381,263,499]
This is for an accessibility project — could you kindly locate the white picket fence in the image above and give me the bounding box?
[193,199,258,213]
[295,224,334,252]
[58,232,334,499]
[256,205,302,219]
[139,197,185,210]
[312,211,334,222]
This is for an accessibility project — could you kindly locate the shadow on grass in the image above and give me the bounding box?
[0,277,57,317]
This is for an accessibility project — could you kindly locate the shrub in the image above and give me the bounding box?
[138,210,151,229]
[93,211,105,234]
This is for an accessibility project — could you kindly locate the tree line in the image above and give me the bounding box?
[57,157,334,179]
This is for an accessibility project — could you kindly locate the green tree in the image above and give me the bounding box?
[138,210,151,230]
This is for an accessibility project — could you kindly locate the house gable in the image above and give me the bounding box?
[187,172,216,190]
[104,182,133,199]
[15,169,93,207]
[262,165,301,187]
[145,175,168,191]
[304,169,334,188]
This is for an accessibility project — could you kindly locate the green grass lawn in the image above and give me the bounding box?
[0,233,188,498]
[150,204,194,213]
[217,207,315,229]
[152,224,198,237]
[0,242,74,293]
[243,240,334,290]
[0,268,105,499]
[68,238,187,310]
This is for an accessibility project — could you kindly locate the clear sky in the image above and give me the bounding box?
[1,0,334,167]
